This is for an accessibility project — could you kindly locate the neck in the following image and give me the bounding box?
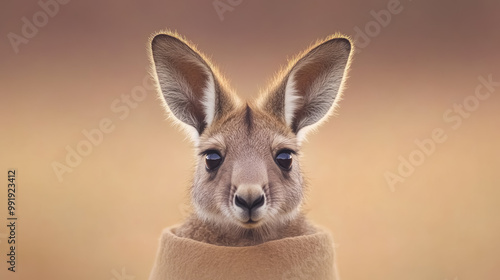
[176,213,314,246]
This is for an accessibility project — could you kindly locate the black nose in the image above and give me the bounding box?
[234,194,265,211]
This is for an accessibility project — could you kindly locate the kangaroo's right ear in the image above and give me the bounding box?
[150,33,237,141]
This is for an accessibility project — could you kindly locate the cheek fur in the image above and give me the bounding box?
[265,166,303,213]
[192,164,233,217]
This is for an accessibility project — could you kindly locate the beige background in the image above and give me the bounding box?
[1,0,499,279]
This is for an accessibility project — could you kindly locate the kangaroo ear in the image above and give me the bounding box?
[150,33,236,141]
[260,37,352,142]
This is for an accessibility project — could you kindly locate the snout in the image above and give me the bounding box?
[232,184,267,227]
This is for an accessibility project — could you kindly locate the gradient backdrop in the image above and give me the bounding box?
[1,0,499,279]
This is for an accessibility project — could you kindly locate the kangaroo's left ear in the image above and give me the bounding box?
[260,37,353,142]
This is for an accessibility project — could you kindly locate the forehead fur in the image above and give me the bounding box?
[198,103,297,151]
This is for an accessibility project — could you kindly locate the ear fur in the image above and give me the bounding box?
[258,35,353,143]
[150,31,238,142]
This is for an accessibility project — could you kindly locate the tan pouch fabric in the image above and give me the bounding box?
[149,226,338,280]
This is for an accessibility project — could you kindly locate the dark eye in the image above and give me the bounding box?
[205,152,223,171]
[275,150,293,170]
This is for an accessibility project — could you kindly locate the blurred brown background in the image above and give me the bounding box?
[1,0,499,279]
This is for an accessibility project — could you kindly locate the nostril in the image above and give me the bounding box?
[234,194,265,211]
[234,195,249,210]
[251,195,265,209]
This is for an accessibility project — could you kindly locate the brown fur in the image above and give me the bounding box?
[150,31,353,246]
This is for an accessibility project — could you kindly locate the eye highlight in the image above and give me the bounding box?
[275,150,293,170]
[204,151,223,171]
